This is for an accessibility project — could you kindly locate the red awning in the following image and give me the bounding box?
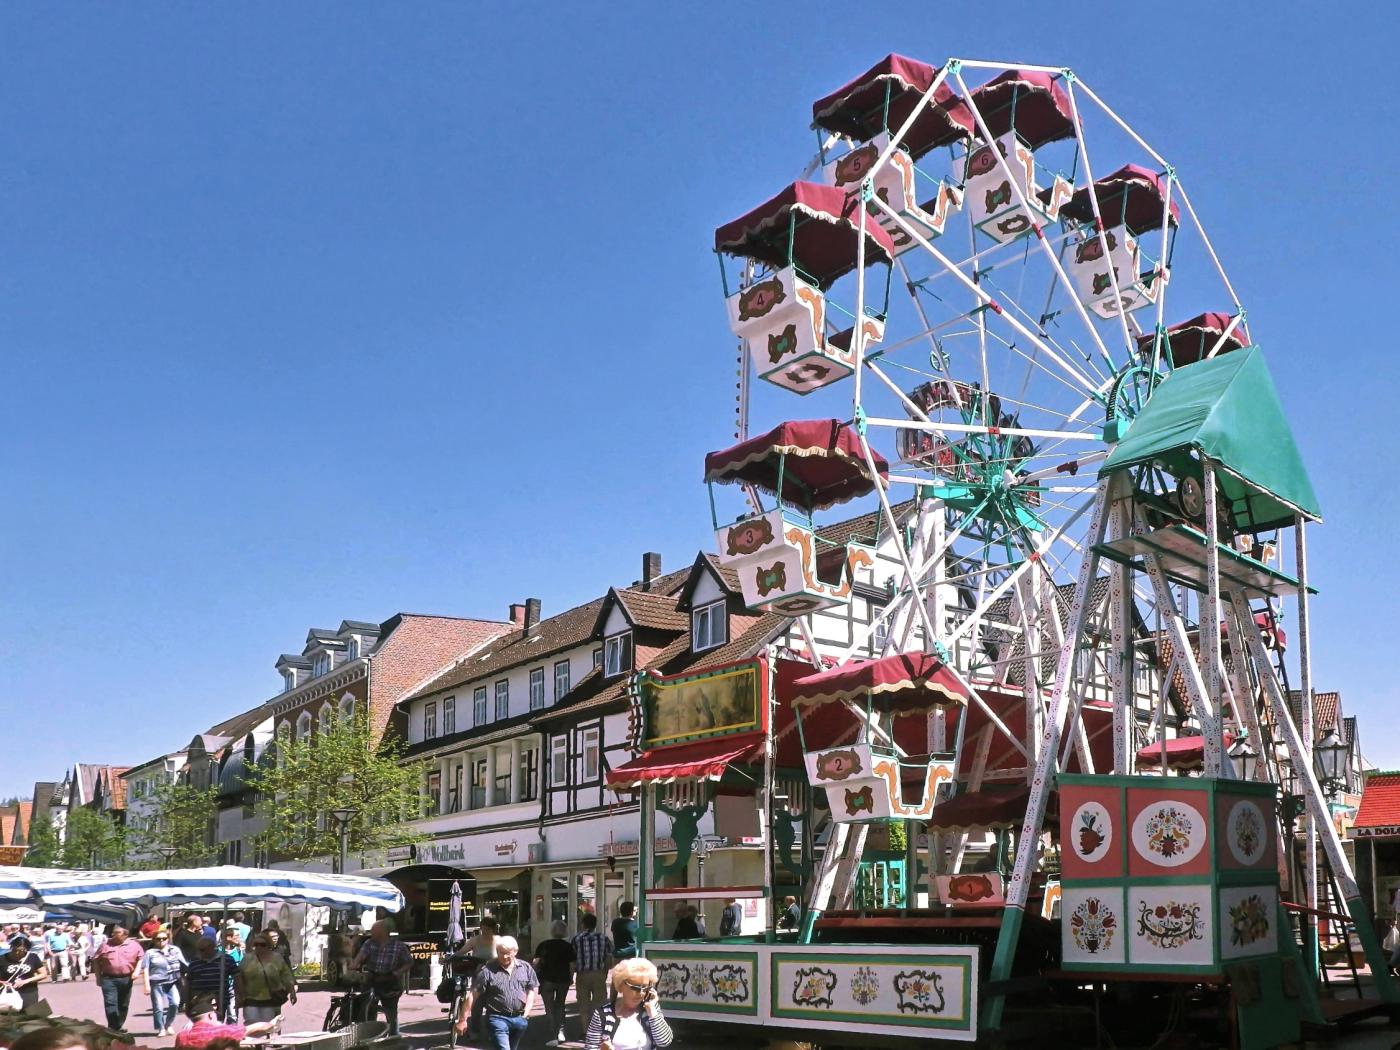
[1137,311,1249,368]
[927,785,1052,833]
[790,652,967,712]
[704,419,888,510]
[968,69,1074,148]
[714,181,897,290]
[1136,732,1236,771]
[1058,164,1181,235]
[1354,772,1400,836]
[605,732,764,788]
[811,53,974,159]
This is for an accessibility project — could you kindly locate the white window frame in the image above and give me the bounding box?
[551,735,569,786]
[443,697,456,736]
[692,601,727,652]
[424,700,437,739]
[529,668,546,711]
[494,680,509,720]
[313,653,330,677]
[296,712,312,743]
[345,636,360,660]
[554,660,570,702]
[581,726,601,781]
[473,686,488,725]
[604,632,631,678]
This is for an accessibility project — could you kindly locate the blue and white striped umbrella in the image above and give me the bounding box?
[0,865,403,911]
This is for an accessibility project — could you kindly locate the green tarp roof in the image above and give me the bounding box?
[1101,347,1321,531]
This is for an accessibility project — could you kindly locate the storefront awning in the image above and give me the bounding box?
[606,732,764,788]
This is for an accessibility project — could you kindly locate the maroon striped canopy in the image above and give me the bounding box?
[790,652,967,712]
[927,785,1054,832]
[714,181,896,290]
[1137,311,1249,368]
[1059,164,1181,235]
[968,69,1074,148]
[811,53,974,160]
[704,419,888,510]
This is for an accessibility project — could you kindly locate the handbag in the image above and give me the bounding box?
[435,974,457,1004]
[0,982,24,1012]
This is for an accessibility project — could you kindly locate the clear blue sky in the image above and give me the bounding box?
[3,2,1396,799]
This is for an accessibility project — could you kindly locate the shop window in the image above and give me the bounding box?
[550,873,570,927]
[576,872,596,926]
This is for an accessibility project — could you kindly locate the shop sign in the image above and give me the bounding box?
[0,848,25,866]
[599,836,732,857]
[419,840,469,864]
[1353,824,1400,839]
[401,939,440,961]
[387,845,413,864]
[494,840,517,857]
[639,658,766,749]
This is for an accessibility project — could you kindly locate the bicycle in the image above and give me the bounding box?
[324,973,373,1031]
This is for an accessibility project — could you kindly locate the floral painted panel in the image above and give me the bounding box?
[1219,884,1279,961]
[1060,886,1127,966]
[1127,885,1215,966]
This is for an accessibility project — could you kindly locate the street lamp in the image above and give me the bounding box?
[693,835,722,889]
[1314,729,1348,799]
[330,808,357,875]
[1227,739,1258,782]
[157,846,179,870]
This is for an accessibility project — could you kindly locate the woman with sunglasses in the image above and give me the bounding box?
[584,959,672,1050]
[137,930,186,1036]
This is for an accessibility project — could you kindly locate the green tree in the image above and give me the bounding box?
[59,807,126,868]
[250,709,424,864]
[22,815,62,867]
[127,782,219,868]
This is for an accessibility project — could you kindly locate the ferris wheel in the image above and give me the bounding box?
[705,55,1250,736]
[701,53,1395,1024]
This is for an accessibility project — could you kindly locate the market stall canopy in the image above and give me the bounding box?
[1136,732,1236,771]
[926,785,1053,833]
[811,53,974,159]
[704,419,888,510]
[1100,347,1321,530]
[605,732,765,788]
[1138,311,1249,368]
[968,69,1075,148]
[790,652,967,712]
[1057,164,1180,235]
[0,865,404,911]
[714,181,897,289]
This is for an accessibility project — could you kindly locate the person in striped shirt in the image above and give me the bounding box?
[584,959,673,1050]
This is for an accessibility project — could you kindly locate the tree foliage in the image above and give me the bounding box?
[21,816,62,868]
[249,709,424,863]
[127,782,220,868]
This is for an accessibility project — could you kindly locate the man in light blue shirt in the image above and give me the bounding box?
[227,912,252,946]
[45,927,72,981]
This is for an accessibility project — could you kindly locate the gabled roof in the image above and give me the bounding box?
[11,801,31,845]
[1287,690,1341,735]
[599,588,689,634]
[405,597,609,703]
[339,620,381,634]
[674,553,740,613]
[276,654,313,671]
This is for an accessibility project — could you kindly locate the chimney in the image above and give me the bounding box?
[509,603,527,628]
[524,598,542,635]
[642,552,662,591]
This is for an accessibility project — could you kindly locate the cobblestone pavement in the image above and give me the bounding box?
[26,972,1400,1048]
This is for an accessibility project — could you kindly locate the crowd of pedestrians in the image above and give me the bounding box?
[449,901,666,1050]
[0,910,296,1040]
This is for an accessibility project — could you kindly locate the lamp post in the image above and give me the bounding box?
[1314,728,1348,800]
[158,846,179,870]
[330,808,357,876]
[1227,739,1258,782]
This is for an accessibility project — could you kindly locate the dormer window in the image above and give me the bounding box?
[603,632,633,678]
[345,636,360,660]
[312,653,331,677]
[282,670,298,693]
[692,601,727,652]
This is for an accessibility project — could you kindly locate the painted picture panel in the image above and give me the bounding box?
[1219,884,1279,961]
[770,950,975,1035]
[1059,781,1125,880]
[1127,884,1215,967]
[1216,795,1274,871]
[1127,790,1212,877]
[1061,886,1127,966]
[651,949,760,1016]
[640,659,765,748]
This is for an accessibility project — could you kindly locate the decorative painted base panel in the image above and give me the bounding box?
[645,942,977,1041]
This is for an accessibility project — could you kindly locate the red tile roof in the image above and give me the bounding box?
[1355,771,1400,831]
[611,589,689,632]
